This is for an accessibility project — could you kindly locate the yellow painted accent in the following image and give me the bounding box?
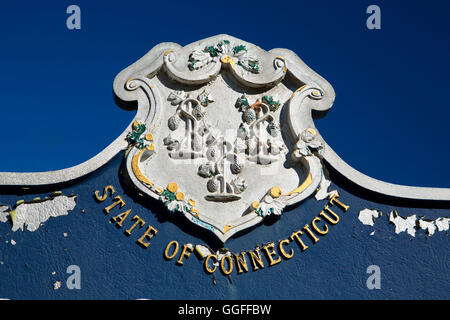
[204,255,218,274]
[284,173,313,196]
[145,133,153,141]
[167,182,178,193]
[164,50,174,56]
[9,209,16,223]
[220,255,233,275]
[290,85,307,101]
[16,200,24,205]
[276,56,287,72]
[251,201,259,209]
[176,244,194,265]
[328,194,350,212]
[220,55,235,70]
[223,225,233,233]
[131,149,155,187]
[175,192,185,201]
[146,143,155,151]
[195,245,210,259]
[155,187,163,194]
[133,120,139,128]
[164,241,179,260]
[270,186,282,198]
[263,243,282,266]
[137,225,158,248]
[188,199,196,207]
[306,128,317,136]
[191,208,199,217]
[125,77,134,87]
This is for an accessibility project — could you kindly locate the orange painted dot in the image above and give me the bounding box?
[167,182,178,193]
[176,192,185,201]
[270,187,282,198]
[191,208,199,217]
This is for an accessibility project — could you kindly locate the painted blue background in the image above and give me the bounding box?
[0,0,449,188]
[0,153,448,299]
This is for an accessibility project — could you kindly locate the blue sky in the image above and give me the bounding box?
[0,0,449,188]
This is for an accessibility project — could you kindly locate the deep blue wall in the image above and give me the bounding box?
[0,153,448,299]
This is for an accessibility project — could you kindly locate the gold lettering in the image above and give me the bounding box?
[137,225,158,248]
[290,230,309,251]
[111,209,131,228]
[176,244,193,265]
[94,185,115,202]
[124,215,145,236]
[303,224,319,243]
[220,255,234,275]
[320,205,340,225]
[104,196,125,214]
[204,254,218,274]
[164,241,179,260]
[234,252,249,274]
[247,248,265,271]
[278,239,294,259]
[311,217,329,235]
[263,243,282,266]
[329,194,350,212]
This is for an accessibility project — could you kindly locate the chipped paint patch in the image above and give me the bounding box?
[418,219,437,236]
[358,209,382,226]
[358,207,449,238]
[0,194,77,232]
[53,281,61,290]
[0,205,9,223]
[435,217,450,232]
[195,244,213,259]
[389,211,417,237]
[315,176,338,201]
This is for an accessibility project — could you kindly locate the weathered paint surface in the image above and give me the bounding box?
[1,195,77,232]
[0,152,448,299]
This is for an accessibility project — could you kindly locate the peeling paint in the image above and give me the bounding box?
[0,205,9,223]
[389,211,417,237]
[195,244,213,259]
[358,209,382,226]
[435,217,450,232]
[0,195,77,232]
[359,207,449,238]
[53,281,61,290]
[315,176,338,201]
[418,219,437,236]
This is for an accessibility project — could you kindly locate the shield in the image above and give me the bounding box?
[114,35,335,242]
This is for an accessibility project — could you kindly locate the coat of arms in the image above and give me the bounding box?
[115,35,341,242]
